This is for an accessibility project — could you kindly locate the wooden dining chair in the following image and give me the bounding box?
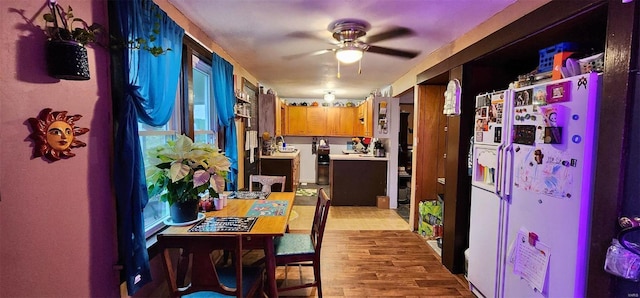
[273,188,331,297]
[157,234,264,298]
[249,175,286,192]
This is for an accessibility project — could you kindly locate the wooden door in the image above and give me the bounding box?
[413,85,446,228]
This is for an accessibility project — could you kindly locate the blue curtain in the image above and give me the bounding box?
[113,0,184,294]
[212,53,238,190]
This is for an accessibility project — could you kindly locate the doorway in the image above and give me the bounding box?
[396,92,414,223]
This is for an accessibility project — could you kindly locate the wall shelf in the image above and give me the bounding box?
[236,96,250,104]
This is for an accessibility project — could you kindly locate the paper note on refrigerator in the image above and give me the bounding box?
[511,228,550,292]
[513,146,574,199]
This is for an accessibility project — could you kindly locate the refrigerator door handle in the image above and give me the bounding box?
[496,143,504,197]
[503,144,514,202]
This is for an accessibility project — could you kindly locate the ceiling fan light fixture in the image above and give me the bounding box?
[324,92,335,102]
[336,47,363,64]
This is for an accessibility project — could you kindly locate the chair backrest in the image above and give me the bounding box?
[158,234,245,297]
[249,175,286,192]
[311,188,331,253]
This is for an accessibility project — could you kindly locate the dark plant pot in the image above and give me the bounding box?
[46,40,90,80]
[169,200,199,223]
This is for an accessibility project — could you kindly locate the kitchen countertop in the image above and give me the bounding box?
[329,153,389,161]
[260,150,300,159]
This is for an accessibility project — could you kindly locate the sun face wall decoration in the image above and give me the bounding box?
[28,108,90,162]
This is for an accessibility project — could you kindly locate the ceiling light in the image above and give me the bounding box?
[335,44,363,64]
[324,92,335,102]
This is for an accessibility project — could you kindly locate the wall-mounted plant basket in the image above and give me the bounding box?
[46,40,90,80]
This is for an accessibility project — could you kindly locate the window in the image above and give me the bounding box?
[142,37,221,237]
[192,56,218,145]
[139,93,180,237]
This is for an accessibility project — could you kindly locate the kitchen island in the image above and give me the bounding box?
[259,150,300,192]
[329,153,388,206]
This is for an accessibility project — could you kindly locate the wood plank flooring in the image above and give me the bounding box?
[288,206,410,231]
[144,202,473,297]
[276,230,473,297]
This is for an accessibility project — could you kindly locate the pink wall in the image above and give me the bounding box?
[0,0,120,296]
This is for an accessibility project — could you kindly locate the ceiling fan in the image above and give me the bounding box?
[287,19,421,76]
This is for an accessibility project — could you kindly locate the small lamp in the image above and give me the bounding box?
[335,45,363,64]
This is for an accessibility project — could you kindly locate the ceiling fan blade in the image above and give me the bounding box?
[367,45,420,59]
[283,49,334,60]
[365,26,415,44]
[286,31,330,42]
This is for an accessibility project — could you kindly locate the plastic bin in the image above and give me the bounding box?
[418,200,443,238]
[539,42,578,72]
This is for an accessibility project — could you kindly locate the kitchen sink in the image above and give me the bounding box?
[278,147,297,153]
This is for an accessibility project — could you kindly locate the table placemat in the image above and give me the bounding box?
[229,191,270,199]
[246,200,289,217]
[188,217,258,232]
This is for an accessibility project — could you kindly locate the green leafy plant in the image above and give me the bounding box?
[145,135,231,206]
[125,13,170,57]
[43,2,171,56]
[43,3,103,45]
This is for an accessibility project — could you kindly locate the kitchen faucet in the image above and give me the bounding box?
[275,135,285,148]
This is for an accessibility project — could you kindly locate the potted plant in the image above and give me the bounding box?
[42,1,172,80]
[145,135,231,223]
[42,2,104,80]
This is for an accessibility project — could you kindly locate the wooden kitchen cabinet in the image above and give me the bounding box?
[356,98,373,137]
[284,106,357,137]
[327,107,357,136]
[286,106,307,135]
[356,104,364,136]
[330,159,387,206]
[365,98,373,136]
[260,154,300,192]
[277,100,285,136]
[305,107,326,136]
[258,93,284,137]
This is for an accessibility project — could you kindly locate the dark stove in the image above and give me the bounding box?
[317,146,330,185]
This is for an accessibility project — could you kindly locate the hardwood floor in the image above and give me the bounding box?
[275,230,473,297]
[279,189,472,297]
[288,206,410,231]
[146,190,473,297]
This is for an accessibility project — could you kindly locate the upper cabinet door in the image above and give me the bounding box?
[326,107,340,136]
[305,107,327,136]
[339,107,357,136]
[282,106,358,136]
[286,106,307,135]
[258,94,276,137]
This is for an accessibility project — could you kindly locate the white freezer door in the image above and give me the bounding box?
[501,73,599,298]
[471,144,499,192]
[468,186,503,298]
[474,91,507,146]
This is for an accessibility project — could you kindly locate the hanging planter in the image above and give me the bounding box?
[41,1,103,81]
[46,40,90,80]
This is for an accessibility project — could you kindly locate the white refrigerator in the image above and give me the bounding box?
[468,72,601,298]
[468,90,509,298]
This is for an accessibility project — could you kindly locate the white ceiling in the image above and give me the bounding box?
[168,0,516,100]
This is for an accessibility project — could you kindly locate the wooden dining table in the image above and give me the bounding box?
[160,192,295,297]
